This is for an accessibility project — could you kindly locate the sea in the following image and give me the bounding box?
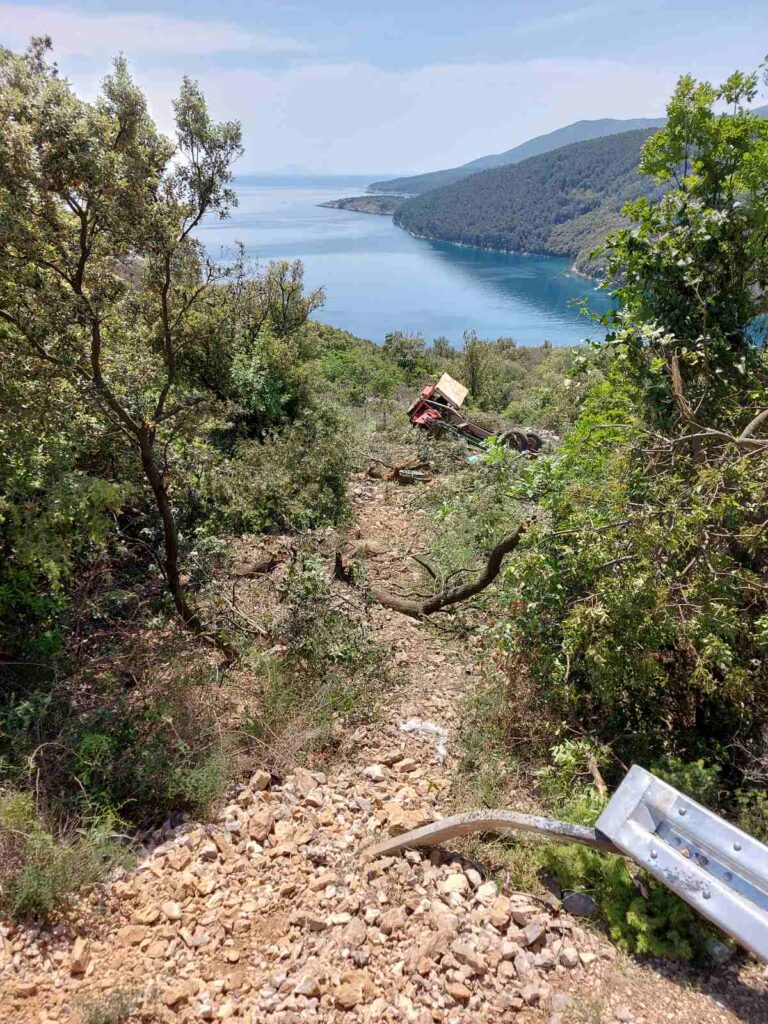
[195,174,612,347]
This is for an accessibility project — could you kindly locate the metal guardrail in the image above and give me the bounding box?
[365,763,768,962]
[596,765,768,962]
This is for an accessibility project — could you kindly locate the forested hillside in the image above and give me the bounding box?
[394,129,664,271]
[370,116,666,195]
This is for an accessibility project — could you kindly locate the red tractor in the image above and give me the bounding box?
[407,373,542,454]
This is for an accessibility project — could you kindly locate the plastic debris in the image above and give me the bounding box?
[400,717,448,763]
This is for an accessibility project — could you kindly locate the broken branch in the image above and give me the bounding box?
[337,527,524,619]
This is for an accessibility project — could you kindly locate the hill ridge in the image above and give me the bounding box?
[370,116,667,195]
[372,105,768,196]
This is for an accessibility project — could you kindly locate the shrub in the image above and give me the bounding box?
[0,661,229,829]
[308,322,405,404]
[494,373,768,793]
[78,988,140,1024]
[0,792,131,919]
[536,741,708,959]
[203,404,350,535]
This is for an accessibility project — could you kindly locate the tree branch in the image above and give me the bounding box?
[337,528,525,619]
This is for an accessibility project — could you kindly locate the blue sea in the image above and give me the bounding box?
[196,174,611,346]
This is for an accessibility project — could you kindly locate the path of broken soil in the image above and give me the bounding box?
[2,479,766,1023]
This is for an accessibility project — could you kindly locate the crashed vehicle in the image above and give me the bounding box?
[407,373,543,453]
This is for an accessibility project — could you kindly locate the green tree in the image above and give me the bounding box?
[180,257,324,434]
[0,40,242,632]
[429,335,456,360]
[461,329,485,399]
[603,64,768,432]
[382,330,426,374]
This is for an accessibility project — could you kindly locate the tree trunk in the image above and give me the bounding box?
[137,427,204,633]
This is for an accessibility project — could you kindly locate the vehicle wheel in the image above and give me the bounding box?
[525,431,543,453]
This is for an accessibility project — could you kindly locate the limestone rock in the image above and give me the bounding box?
[450,939,487,974]
[334,970,375,1008]
[69,937,90,974]
[446,981,472,1003]
[250,769,271,791]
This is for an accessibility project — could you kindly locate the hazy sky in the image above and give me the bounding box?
[2,2,767,174]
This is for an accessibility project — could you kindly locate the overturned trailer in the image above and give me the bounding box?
[407,373,543,454]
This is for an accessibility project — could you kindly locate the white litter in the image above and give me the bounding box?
[400,717,448,763]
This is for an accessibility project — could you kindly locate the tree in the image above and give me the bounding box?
[0,40,242,633]
[179,256,325,429]
[461,329,486,400]
[603,64,768,434]
[382,330,426,374]
[429,335,455,360]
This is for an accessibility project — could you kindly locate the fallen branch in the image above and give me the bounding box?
[336,527,524,619]
[587,755,608,798]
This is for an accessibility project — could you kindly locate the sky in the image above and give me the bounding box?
[2,1,767,175]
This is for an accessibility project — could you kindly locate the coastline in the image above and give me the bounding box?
[394,223,599,281]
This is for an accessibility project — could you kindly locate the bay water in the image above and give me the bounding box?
[197,174,610,347]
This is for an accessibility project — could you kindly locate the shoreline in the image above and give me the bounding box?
[394,223,600,282]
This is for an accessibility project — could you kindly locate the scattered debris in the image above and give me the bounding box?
[367,457,434,484]
[400,716,449,762]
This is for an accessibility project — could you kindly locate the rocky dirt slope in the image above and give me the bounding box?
[2,480,766,1023]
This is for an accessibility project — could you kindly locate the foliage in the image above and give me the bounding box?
[242,554,387,768]
[202,404,351,535]
[602,70,768,429]
[496,372,768,781]
[0,791,131,919]
[395,130,665,271]
[0,350,130,656]
[307,322,405,403]
[0,39,243,631]
[78,989,140,1024]
[0,660,229,826]
[382,330,428,375]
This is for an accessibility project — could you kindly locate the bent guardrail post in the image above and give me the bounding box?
[364,809,618,860]
[365,767,768,963]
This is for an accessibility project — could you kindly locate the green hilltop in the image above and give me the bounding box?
[394,128,665,273]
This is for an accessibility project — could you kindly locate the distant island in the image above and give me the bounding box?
[319,195,405,216]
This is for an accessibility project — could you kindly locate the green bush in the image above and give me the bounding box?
[307,322,405,403]
[0,662,229,828]
[203,404,350,535]
[536,741,708,959]
[0,792,131,919]
[494,372,768,790]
